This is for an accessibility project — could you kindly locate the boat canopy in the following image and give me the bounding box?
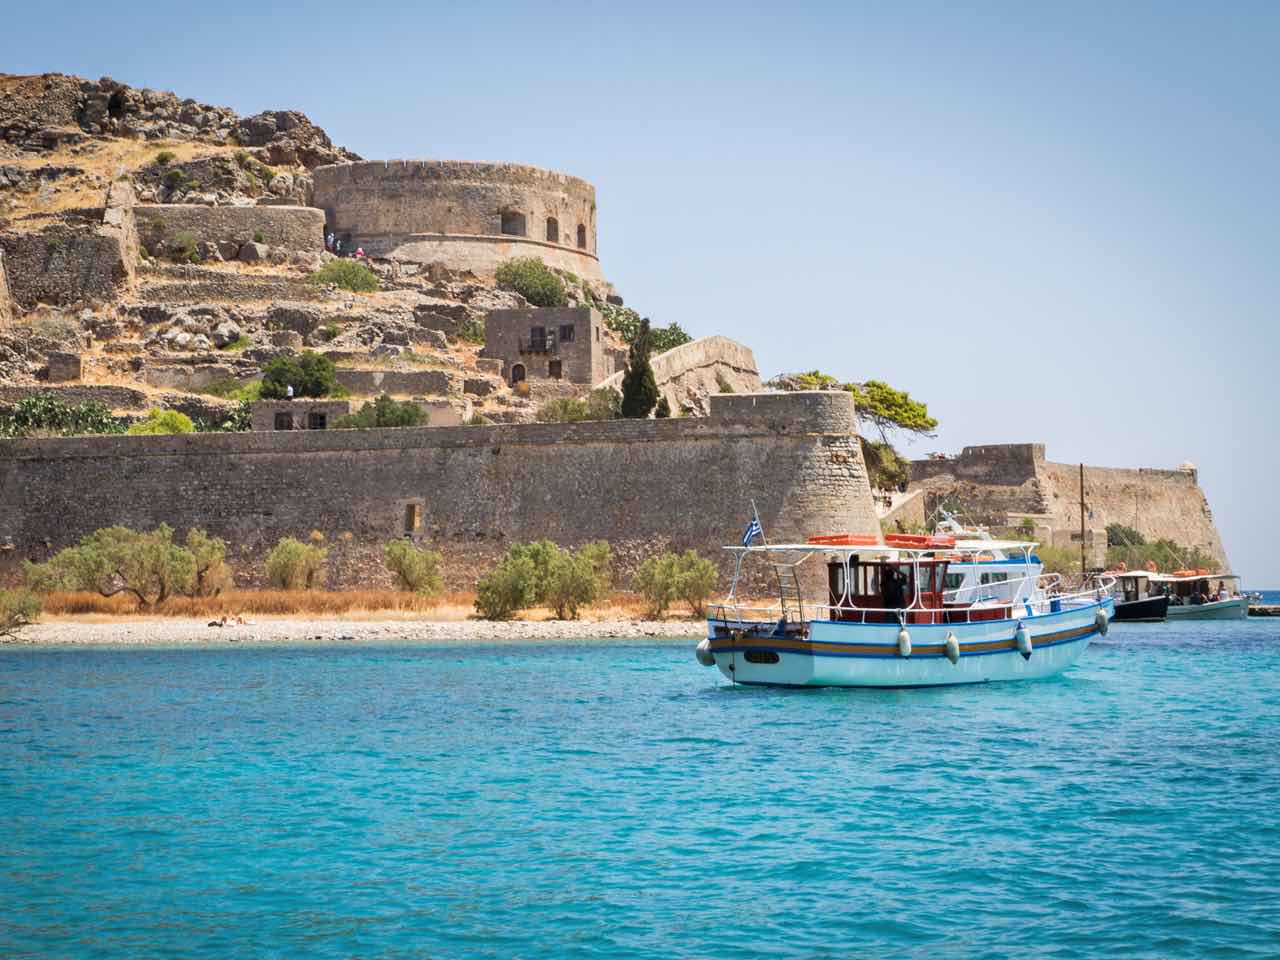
[1146,572,1239,583]
[724,539,1040,557]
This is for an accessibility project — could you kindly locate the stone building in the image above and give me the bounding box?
[250,399,350,432]
[482,307,624,386]
[312,161,603,280]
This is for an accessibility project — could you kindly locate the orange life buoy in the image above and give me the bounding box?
[883,533,957,550]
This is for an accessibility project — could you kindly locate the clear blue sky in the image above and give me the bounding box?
[5,2,1277,584]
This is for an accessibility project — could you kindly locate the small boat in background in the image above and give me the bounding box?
[1151,571,1249,620]
[1109,571,1170,622]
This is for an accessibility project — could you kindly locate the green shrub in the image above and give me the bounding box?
[475,540,611,620]
[383,540,443,595]
[220,334,252,352]
[264,537,327,590]
[535,388,621,423]
[163,168,184,188]
[320,322,339,342]
[457,316,485,344]
[310,259,379,293]
[199,378,261,402]
[655,396,672,418]
[650,322,692,354]
[633,550,719,618]
[218,399,253,432]
[169,230,199,263]
[23,524,227,607]
[186,179,201,191]
[260,351,336,399]
[860,439,910,491]
[0,395,125,438]
[154,150,176,166]
[494,258,567,308]
[474,551,539,621]
[0,588,41,638]
[599,303,690,354]
[253,229,266,244]
[127,408,195,436]
[335,394,427,429]
[1107,524,1145,548]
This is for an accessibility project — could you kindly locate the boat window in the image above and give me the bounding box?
[744,650,780,664]
[944,573,965,591]
[980,572,1009,585]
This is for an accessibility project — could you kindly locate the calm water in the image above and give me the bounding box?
[3,620,1280,959]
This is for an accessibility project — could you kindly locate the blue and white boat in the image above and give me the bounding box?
[695,530,1113,688]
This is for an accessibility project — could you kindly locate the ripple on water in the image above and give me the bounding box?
[1,620,1279,958]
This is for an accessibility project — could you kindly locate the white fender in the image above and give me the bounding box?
[897,627,911,658]
[944,632,960,665]
[1095,608,1109,637]
[1015,622,1032,660]
[695,638,716,667]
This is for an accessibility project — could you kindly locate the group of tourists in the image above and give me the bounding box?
[324,232,365,259]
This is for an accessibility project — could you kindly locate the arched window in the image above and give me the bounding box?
[500,211,527,237]
[510,363,527,385]
[576,224,587,249]
[545,217,559,243]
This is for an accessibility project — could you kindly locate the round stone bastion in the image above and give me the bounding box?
[311,160,602,279]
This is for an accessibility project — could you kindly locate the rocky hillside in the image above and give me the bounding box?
[0,72,628,426]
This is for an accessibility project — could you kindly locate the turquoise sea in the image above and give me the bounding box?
[2,618,1279,959]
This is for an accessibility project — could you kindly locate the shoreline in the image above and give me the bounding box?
[3,617,705,647]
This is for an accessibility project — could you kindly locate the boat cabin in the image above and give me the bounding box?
[1149,572,1240,606]
[1113,572,1157,603]
[826,553,1044,624]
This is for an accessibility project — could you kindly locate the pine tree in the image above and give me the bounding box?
[620,318,659,418]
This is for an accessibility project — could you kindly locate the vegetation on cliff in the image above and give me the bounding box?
[261,351,337,399]
[0,589,41,639]
[495,258,568,308]
[335,394,428,429]
[535,388,622,423]
[593,300,692,354]
[311,259,379,293]
[264,537,328,590]
[127,408,196,435]
[0,395,125,438]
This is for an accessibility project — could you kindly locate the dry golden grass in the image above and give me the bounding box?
[38,590,705,623]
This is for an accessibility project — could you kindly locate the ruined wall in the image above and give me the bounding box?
[597,336,762,411]
[312,160,602,279]
[0,392,878,590]
[134,204,325,253]
[909,443,1228,568]
[0,179,137,309]
[333,368,456,397]
[0,247,12,328]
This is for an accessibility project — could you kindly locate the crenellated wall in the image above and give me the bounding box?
[909,443,1228,569]
[0,391,878,590]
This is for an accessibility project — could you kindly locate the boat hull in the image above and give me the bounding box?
[1111,594,1169,622]
[1165,597,1249,620]
[706,599,1112,688]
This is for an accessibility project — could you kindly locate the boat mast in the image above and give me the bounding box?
[1079,463,1086,578]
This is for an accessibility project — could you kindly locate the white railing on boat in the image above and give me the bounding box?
[710,577,1113,628]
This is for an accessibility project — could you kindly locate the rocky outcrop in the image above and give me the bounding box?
[0,73,359,169]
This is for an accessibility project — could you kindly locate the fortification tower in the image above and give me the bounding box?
[312,160,602,280]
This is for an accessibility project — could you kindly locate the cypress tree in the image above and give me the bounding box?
[620,318,659,418]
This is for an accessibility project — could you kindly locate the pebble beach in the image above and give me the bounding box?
[7,617,704,646]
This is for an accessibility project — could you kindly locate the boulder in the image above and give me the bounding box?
[464,377,498,397]
[237,242,268,263]
[418,329,449,350]
[211,321,243,348]
[268,330,304,350]
[217,240,241,261]
[192,334,212,351]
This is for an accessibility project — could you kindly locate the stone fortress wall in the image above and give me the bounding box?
[134,205,325,254]
[0,392,879,590]
[598,336,762,413]
[909,443,1228,569]
[312,160,603,280]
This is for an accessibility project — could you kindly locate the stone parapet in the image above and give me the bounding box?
[0,391,876,589]
[134,204,325,254]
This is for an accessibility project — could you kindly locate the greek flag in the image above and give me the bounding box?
[742,516,763,547]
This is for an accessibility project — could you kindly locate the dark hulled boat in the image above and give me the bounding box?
[1111,593,1169,622]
